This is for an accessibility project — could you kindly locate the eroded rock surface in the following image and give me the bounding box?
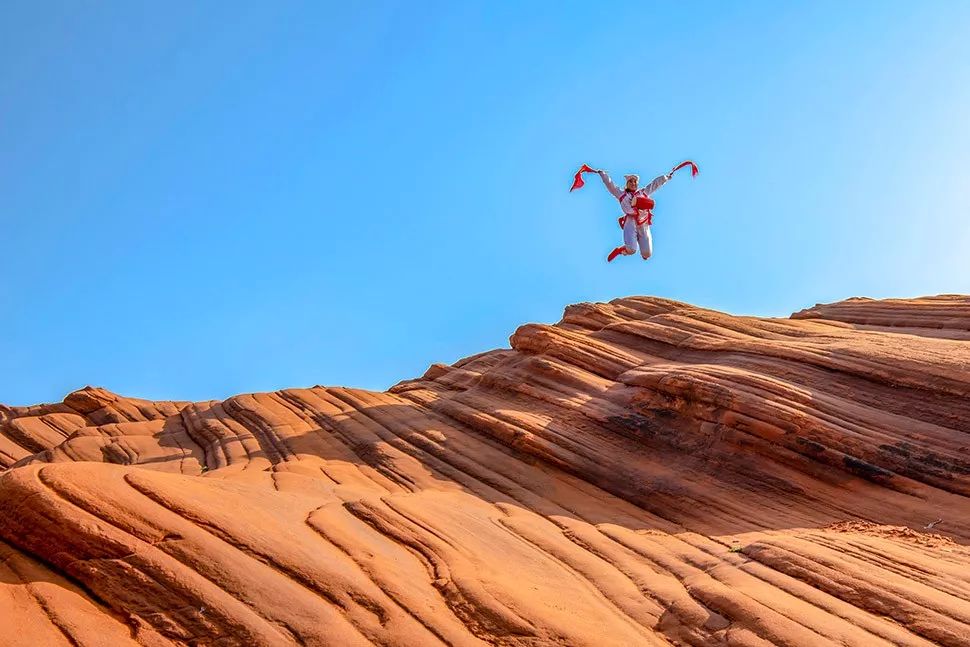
[2,296,969,646]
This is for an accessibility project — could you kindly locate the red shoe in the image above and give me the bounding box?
[607,246,626,262]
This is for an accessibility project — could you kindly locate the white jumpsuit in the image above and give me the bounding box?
[598,171,669,259]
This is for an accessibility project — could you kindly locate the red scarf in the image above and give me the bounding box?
[671,160,699,177]
[569,164,597,192]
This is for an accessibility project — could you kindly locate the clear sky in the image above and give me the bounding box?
[2,1,968,405]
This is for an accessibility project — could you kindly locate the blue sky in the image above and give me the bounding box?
[2,1,968,405]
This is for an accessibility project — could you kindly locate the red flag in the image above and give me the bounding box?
[671,160,699,177]
[569,164,597,191]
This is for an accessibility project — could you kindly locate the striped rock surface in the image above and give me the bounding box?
[1,295,969,646]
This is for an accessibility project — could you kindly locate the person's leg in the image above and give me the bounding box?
[608,217,638,262]
[636,224,653,260]
[623,218,638,255]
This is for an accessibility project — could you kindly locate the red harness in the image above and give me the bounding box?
[617,192,655,228]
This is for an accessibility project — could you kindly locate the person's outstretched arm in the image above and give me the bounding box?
[642,173,672,196]
[597,170,623,198]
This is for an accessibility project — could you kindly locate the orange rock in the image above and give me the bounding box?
[1,295,969,646]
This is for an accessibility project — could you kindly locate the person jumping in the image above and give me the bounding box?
[570,160,698,262]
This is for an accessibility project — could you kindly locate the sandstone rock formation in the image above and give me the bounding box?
[2,296,969,646]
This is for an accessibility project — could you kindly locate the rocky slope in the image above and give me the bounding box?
[2,295,969,646]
